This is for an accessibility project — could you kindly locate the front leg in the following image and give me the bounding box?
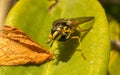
[62,30,72,39]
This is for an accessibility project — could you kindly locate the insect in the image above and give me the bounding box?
[47,17,94,46]
[47,17,94,60]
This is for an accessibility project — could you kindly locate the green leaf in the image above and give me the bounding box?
[3,0,110,75]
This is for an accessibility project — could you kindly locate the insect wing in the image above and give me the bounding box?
[70,17,94,26]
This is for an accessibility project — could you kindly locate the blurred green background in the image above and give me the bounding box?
[99,0,120,75]
[100,0,120,22]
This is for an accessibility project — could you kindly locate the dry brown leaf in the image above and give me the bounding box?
[0,26,53,65]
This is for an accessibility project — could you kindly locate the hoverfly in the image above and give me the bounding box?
[47,17,94,46]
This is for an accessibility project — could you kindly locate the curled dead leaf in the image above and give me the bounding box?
[0,26,53,65]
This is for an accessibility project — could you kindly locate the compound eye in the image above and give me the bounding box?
[61,22,67,25]
[51,25,62,35]
[51,27,56,35]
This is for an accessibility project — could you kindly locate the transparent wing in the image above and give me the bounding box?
[69,17,94,26]
[52,17,94,26]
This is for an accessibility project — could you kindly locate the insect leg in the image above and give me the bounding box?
[71,36,86,60]
[62,30,72,39]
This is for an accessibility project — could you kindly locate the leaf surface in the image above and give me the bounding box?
[2,0,110,75]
